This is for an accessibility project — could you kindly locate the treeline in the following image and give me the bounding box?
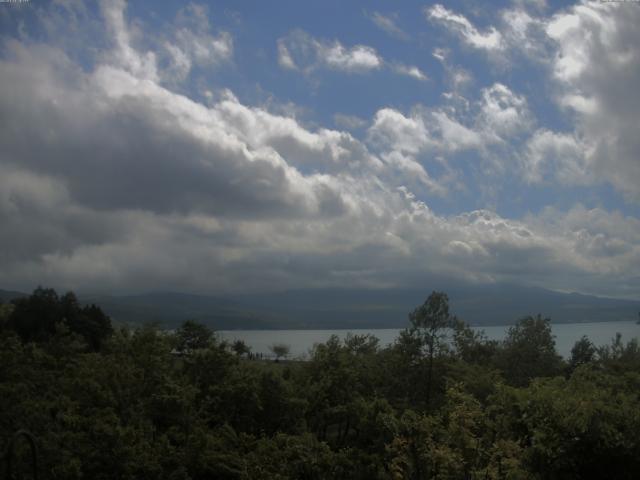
[1,288,640,479]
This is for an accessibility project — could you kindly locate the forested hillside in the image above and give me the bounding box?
[2,288,640,479]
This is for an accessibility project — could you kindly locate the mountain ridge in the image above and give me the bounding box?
[2,285,639,330]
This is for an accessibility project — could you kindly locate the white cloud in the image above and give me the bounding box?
[366,106,483,196]
[499,8,552,62]
[428,4,553,67]
[162,3,233,82]
[368,108,434,156]
[277,40,297,70]
[368,83,531,160]
[100,1,232,84]
[524,204,640,296]
[431,48,474,97]
[426,4,503,51]
[523,129,591,185]
[368,11,408,40]
[424,2,640,196]
[277,30,382,74]
[435,111,484,152]
[0,0,639,299]
[277,29,425,81]
[432,48,447,62]
[322,43,381,72]
[392,63,428,81]
[381,151,446,196]
[544,2,640,201]
[450,69,472,89]
[512,0,548,11]
[366,82,538,197]
[213,92,382,173]
[478,83,533,140]
[333,113,367,130]
[100,0,159,81]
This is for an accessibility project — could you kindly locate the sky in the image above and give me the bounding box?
[0,0,639,299]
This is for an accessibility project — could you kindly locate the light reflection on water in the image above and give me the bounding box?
[219,321,640,359]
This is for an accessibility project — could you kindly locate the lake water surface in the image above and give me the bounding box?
[220,321,640,359]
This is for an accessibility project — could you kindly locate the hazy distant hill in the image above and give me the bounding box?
[78,292,295,330]
[2,286,639,329]
[0,289,27,303]
[234,285,640,329]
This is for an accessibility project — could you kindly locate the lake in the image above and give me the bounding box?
[219,321,640,359]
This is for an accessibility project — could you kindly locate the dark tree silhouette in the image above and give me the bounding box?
[7,287,112,350]
[408,291,455,406]
[8,287,60,343]
[175,319,213,353]
[232,339,251,357]
[269,343,290,361]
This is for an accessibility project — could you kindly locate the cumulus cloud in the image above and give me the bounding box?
[543,2,640,201]
[477,83,533,140]
[523,129,591,185]
[0,0,639,299]
[426,1,639,198]
[524,205,640,297]
[365,81,538,197]
[368,83,532,158]
[3,47,378,221]
[368,108,434,156]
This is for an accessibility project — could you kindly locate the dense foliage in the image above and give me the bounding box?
[2,289,640,479]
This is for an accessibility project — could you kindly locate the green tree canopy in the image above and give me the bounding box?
[569,335,597,372]
[175,319,214,353]
[406,291,456,406]
[497,314,564,386]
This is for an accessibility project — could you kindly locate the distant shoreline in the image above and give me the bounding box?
[216,319,639,331]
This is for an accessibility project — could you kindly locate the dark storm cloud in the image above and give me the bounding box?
[0,45,347,220]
